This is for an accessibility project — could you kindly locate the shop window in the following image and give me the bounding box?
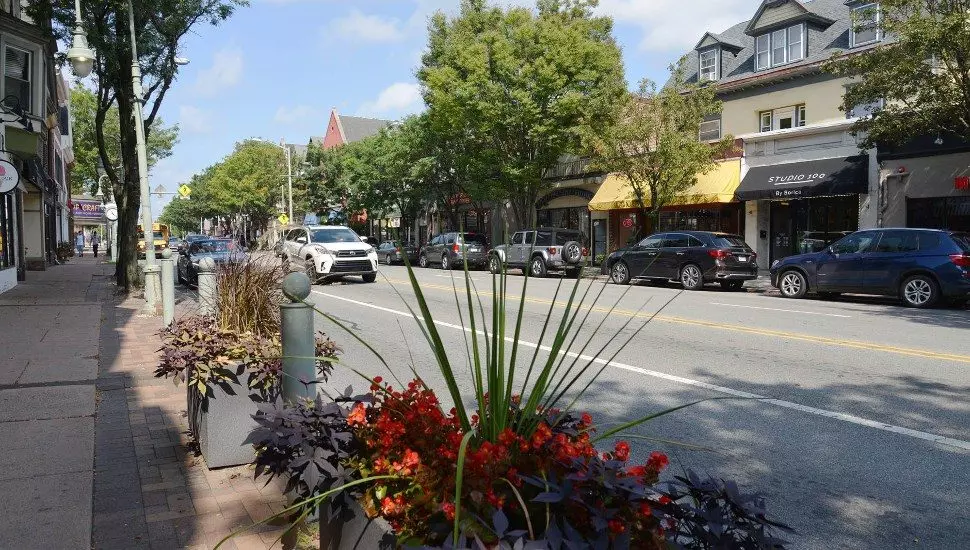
[759,105,806,132]
[908,197,970,231]
[4,46,32,113]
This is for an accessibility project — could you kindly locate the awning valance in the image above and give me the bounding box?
[736,156,868,201]
[588,160,741,212]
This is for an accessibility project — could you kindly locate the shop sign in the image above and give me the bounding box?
[0,159,19,194]
[621,217,634,229]
[955,176,970,190]
[769,172,827,186]
[72,199,105,220]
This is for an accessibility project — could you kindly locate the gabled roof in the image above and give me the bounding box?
[744,0,835,36]
[309,136,325,147]
[336,114,393,144]
[695,32,744,53]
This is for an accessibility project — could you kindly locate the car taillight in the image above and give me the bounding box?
[547,247,558,255]
[708,249,732,259]
[396,247,402,253]
[582,247,588,256]
[750,252,757,261]
[950,254,970,268]
[452,243,460,253]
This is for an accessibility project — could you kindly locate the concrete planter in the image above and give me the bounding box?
[319,499,395,550]
[186,374,260,469]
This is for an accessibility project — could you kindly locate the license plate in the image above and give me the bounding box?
[469,247,481,252]
[737,256,747,262]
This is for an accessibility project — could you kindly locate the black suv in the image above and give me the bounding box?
[489,228,588,278]
[604,231,758,290]
[419,232,489,270]
[769,228,970,308]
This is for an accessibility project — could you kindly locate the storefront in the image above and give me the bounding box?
[737,155,868,264]
[535,186,597,256]
[588,159,744,254]
[71,196,107,245]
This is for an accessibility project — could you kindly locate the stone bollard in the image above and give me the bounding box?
[281,272,315,402]
[197,257,218,316]
[143,263,162,316]
[160,249,175,326]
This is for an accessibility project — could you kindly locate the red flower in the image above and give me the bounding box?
[608,519,626,534]
[381,496,402,516]
[614,441,630,462]
[581,412,592,426]
[647,451,669,471]
[441,502,455,521]
[658,495,672,505]
[640,502,653,517]
[347,403,367,426]
[373,376,383,384]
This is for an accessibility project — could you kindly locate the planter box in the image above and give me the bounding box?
[319,499,395,550]
[187,377,260,469]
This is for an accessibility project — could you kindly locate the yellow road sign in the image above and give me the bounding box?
[278,214,289,225]
[178,184,192,198]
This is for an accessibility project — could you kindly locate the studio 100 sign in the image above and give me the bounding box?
[0,159,19,194]
[73,199,105,220]
[769,172,827,198]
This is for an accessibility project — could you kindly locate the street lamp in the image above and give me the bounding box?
[253,138,294,222]
[65,0,95,78]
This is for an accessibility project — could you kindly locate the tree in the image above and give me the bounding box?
[419,0,627,231]
[157,196,198,236]
[29,0,245,290]
[69,86,178,195]
[826,0,970,147]
[586,65,733,237]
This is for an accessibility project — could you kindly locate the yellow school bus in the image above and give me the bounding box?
[136,223,170,257]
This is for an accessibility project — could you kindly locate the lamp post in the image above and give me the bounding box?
[254,138,294,222]
[67,0,187,313]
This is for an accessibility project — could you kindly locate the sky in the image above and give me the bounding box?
[124,0,758,214]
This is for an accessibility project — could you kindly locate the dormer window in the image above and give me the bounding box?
[850,3,881,47]
[699,49,719,81]
[755,24,804,71]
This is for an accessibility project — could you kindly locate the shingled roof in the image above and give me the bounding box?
[336,114,394,144]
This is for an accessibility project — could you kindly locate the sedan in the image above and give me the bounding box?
[604,231,759,290]
[377,241,419,265]
[176,239,242,285]
[769,228,970,308]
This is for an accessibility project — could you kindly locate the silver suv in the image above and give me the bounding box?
[489,228,587,278]
[281,225,378,284]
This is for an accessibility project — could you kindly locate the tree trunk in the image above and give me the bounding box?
[112,13,143,292]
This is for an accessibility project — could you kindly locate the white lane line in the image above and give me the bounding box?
[710,302,852,318]
[312,289,970,452]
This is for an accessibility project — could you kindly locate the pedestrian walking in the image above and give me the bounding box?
[91,232,100,258]
[74,230,85,258]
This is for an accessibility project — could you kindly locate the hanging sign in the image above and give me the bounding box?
[0,159,19,194]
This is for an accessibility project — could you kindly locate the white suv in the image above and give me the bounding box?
[281,225,378,284]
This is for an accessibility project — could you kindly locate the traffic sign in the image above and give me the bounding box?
[278,213,289,225]
[178,184,192,198]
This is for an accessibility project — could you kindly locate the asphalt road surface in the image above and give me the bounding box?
[305,264,970,550]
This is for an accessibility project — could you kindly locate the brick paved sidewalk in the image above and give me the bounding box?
[92,284,291,549]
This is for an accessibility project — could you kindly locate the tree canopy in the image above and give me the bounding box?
[826,0,970,146]
[418,0,627,230]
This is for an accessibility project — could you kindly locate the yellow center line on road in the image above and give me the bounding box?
[382,277,970,365]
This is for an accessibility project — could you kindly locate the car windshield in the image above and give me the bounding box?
[169,238,181,243]
[459,234,488,245]
[711,235,748,249]
[951,233,970,253]
[310,227,360,243]
[195,240,231,253]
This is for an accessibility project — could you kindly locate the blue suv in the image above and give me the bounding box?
[769,228,970,308]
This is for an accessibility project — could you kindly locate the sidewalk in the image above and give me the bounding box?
[0,257,290,550]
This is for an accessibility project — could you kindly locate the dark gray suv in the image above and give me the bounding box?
[490,228,588,278]
[418,232,489,270]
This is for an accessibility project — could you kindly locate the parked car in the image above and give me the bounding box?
[281,225,378,284]
[377,241,419,265]
[489,228,588,278]
[604,231,758,290]
[769,228,970,308]
[418,232,489,270]
[168,236,182,251]
[180,233,209,253]
[176,239,241,285]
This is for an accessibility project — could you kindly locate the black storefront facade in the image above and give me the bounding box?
[738,155,870,264]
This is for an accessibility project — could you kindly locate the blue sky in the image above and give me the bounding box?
[138,0,756,214]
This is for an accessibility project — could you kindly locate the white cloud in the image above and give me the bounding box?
[193,47,244,97]
[328,10,405,44]
[357,82,423,118]
[178,105,213,134]
[274,105,319,124]
[595,0,753,52]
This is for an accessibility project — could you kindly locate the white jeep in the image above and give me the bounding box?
[281,225,378,284]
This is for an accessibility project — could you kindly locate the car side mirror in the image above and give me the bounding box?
[827,246,836,255]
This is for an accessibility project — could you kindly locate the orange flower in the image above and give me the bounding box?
[347,403,367,426]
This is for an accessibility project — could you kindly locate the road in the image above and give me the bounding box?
[304,264,970,550]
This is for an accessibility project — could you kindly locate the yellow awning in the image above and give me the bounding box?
[588,159,741,211]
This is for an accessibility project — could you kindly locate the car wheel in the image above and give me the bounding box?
[680,264,704,291]
[562,241,582,264]
[305,259,317,285]
[778,270,808,299]
[721,280,744,291]
[419,254,428,268]
[384,254,393,266]
[610,261,630,285]
[489,255,502,275]
[901,274,938,308]
[530,256,547,278]
[362,273,377,283]
[441,255,451,270]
